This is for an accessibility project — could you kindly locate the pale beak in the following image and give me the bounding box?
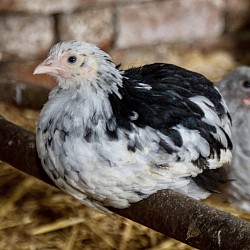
[33,55,62,76]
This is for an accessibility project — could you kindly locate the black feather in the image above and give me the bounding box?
[192,167,228,193]
[109,63,230,151]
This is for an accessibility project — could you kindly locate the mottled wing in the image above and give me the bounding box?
[109,63,232,192]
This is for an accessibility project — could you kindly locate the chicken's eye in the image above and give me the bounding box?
[67,56,77,64]
[242,80,250,89]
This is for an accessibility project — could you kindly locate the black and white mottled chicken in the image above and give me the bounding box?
[217,66,250,212]
[34,40,232,213]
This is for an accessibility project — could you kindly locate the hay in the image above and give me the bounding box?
[0,103,249,250]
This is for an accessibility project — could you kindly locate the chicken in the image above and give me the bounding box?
[34,40,232,213]
[217,66,250,212]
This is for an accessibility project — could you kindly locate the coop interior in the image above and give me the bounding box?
[0,1,250,249]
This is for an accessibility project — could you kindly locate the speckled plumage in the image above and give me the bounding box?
[34,40,232,213]
[217,66,250,212]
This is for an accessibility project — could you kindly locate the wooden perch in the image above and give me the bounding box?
[0,80,50,110]
[0,116,250,249]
